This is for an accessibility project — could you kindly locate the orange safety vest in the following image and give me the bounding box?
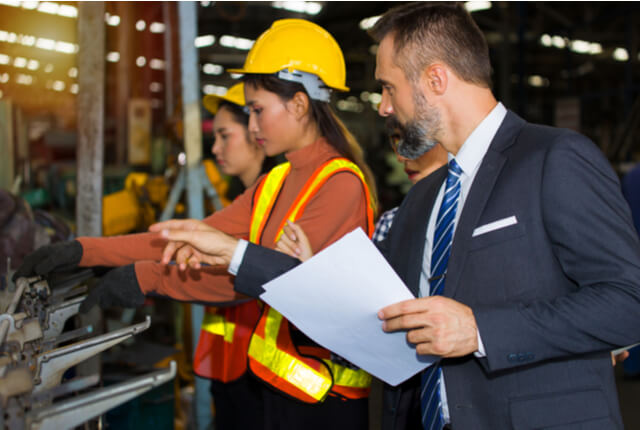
[247,158,375,403]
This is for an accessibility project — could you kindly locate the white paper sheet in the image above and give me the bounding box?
[260,228,435,386]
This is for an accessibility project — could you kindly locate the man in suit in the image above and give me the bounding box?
[144,3,640,429]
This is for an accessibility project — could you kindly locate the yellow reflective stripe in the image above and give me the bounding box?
[201,313,236,343]
[249,162,291,243]
[324,360,372,388]
[249,308,331,401]
[274,159,367,242]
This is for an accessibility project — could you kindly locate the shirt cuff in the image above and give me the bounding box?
[228,239,248,276]
[474,329,487,358]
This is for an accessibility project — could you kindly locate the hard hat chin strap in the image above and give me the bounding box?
[277,69,332,102]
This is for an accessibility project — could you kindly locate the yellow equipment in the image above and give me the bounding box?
[203,83,246,115]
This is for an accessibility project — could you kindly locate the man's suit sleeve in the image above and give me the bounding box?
[233,242,302,297]
[474,132,640,372]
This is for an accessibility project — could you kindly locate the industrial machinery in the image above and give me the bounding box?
[0,271,175,429]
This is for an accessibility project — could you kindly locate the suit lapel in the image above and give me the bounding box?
[443,111,526,298]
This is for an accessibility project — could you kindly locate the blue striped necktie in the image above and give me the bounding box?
[421,158,462,430]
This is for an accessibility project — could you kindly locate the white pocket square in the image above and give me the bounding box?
[472,216,518,237]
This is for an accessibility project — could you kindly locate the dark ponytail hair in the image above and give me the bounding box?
[217,100,249,127]
[244,74,378,214]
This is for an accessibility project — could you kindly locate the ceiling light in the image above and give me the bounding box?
[106,13,120,26]
[271,1,323,15]
[359,15,381,31]
[588,43,602,55]
[150,59,165,70]
[36,38,55,50]
[551,35,566,49]
[16,74,33,85]
[21,1,38,9]
[19,35,35,46]
[27,59,39,70]
[570,40,591,54]
[150,82,163,92]
[58,5,77,18]
[203,84,227,95]
[14,57,27,68]
[195,35,215,48]
[136,56,146,67]
[202,63,223,75]
[0,54,10,65]
[44,63,53,73]
[68,67,78,78]
[55,41,77,54]
[106,52,120,63]
[0,73,9,83]
[70,83,78,94]
[527,75,549,87]
[220,35,254,50]
[613,47,629,62]
[539,34,552,47]
[465,1,492,12]
[150,22,165,33]
[52,80,65,91]
[136,20,146,31]
[230,73,243,80]
[0,0,20,7]
[37,1,59,14]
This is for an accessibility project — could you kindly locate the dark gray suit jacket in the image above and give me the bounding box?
[235,111,640,429]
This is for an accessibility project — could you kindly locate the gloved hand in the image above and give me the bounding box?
[80,264,146,312]
[13,240,83,281]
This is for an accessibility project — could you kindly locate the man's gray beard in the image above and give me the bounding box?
[396,89,441,160]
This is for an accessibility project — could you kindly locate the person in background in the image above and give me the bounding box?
[198,82,271,430]
[16,19,378,430]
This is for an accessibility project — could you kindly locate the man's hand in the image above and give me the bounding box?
[379,296,479,357]
[149,219,239,269]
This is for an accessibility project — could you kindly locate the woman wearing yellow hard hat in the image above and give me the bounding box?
[14,18,377,430]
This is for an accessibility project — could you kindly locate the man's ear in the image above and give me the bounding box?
[288,91,311,120]
[422,64,448,96]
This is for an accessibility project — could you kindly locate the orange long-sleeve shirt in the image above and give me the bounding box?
[77,138,370,303]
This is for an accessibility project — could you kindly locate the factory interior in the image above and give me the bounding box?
[1,1,640,429]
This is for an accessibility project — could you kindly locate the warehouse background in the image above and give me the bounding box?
[0,2,639,429]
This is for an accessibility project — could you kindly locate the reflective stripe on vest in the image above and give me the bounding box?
[201,312,235,343]
[248,157,374,403]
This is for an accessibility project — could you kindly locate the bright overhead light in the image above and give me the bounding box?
[230,73,243,80]
[465,1,492,13]
[368,92,382,104]
[539,34,552,47]
[68,67,78,78]
[570,40,591,54]
[0,73,9,83]
[55,41,77,54]
[150,59,165,70]
[37,1,59,14]
[58,5,77,17]
[272,1,323,15]
[13,57,27,68]
[16,74,33,85]
[52,80,65,91]
[150,22,165,33]
[359,15,381,31]
[588,43,602,55]
[105,13,120,26]
[0,0,20,6]
[36,38,56,50]
[220,35,254,50]
[203,84,227,95]
[106,52,120,63]
[551,35,566,49]
[527,75,549,88]
[19,35,35,46]
[0,54,10,65]
[136,20,146,31]
[613,47,629,62]
[70,83,78,94]
[150,82,163,93]
[27,59,38,70]
[44,63,53,73]
[21,1,38,10]
[195,35,215,48]
[202,63,223,75]
[136,56,146,67]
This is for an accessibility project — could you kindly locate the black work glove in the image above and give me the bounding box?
[13,240,83,281]
[80,264,146,312]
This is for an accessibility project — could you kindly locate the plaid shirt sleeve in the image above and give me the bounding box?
[372,206,399,244]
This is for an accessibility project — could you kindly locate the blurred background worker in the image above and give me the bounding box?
[197,82,273,430]
[16,18,378,430]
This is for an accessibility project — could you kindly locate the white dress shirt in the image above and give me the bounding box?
[422,102,507,422]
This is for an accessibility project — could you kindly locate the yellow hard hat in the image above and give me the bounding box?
[228,19,348,100]
[202,83,245,115]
